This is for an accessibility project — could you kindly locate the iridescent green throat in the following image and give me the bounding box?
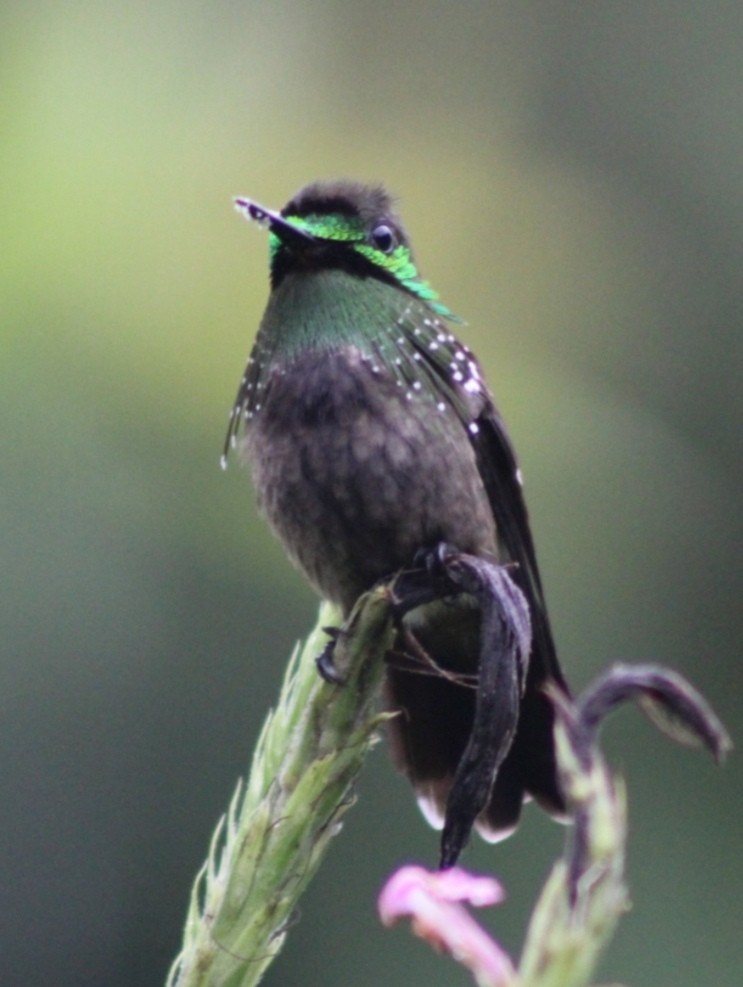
[222,268,485,463]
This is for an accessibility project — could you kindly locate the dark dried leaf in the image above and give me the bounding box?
[577,663,732,763]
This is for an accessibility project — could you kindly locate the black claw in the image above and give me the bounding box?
[391,542,464,619]
[315,627,346,685]
[412,541,457,574]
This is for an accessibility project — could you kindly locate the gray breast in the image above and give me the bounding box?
[242,346,498,613]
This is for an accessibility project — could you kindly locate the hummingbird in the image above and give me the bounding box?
[223,180,569,863]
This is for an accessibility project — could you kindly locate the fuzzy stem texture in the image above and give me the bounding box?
[515,700,629,987]
[166,588,396,987]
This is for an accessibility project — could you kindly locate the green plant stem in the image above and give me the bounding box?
[166,587,396,987]
[516,707,629,987]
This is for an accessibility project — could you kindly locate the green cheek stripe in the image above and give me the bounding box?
[274,215,460,322]
[354,243,460,321]
[286,212,365,241]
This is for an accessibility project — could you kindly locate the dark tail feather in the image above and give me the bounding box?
[385,663,567,842]
[384,664,474,828]
[479,680,567,838]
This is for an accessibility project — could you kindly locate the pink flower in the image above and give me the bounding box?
[378,866,516,987]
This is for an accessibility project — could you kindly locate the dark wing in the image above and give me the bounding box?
[472,397,565,688]
[393,303,569,825]
[472,397,569,828]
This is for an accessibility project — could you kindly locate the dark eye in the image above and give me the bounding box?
[370,224,396,253]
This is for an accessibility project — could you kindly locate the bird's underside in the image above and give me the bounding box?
[242,343,567,863]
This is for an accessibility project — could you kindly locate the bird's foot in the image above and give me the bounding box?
[390,542,463,618]
[315,626,346,685]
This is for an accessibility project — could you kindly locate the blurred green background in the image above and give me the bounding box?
[2,3,741,985]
